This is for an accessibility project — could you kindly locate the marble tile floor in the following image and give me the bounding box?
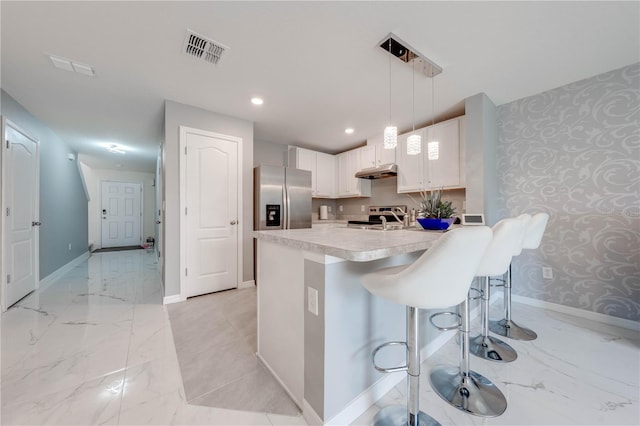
[166,288,300,416]
[2,249,637,425]
[0,250,305,425]
[352,302,640,426]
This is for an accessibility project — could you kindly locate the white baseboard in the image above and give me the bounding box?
[163,294,184,305]
[257,353,302,411]
[303,399,324,426]
[239,279,255,289]
[39,251,90,292]
[512,294,640,332]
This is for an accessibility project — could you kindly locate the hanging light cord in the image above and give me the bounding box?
[412,60,416,132]
[431,75,436,127]
[388,38,392,126]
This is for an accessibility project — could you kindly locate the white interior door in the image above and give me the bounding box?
[100,181,142,248]
[181,127,240,298]
[3,121,39,309]
[155,146,164,276]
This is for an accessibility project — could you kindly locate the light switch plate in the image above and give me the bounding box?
[308,287,318,316]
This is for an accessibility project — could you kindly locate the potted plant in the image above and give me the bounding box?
[409,189,457,230]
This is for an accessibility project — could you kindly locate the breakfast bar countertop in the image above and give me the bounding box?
[253,223,448,262]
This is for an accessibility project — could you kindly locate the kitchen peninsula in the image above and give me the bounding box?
[254,224,454,425]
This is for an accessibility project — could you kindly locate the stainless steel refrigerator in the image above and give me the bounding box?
[254,165,312,230]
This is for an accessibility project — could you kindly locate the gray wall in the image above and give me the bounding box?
[163,100,254,297]
[465,93,499,225]
[253,139,288,168]
[1,90,89,278]
[496,63,640,322]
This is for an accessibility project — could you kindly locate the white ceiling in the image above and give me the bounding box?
[2,1,638,172]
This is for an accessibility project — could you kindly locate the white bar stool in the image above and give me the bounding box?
[490,213,549,341]
[469,217,528,363]
[361,227,493,426]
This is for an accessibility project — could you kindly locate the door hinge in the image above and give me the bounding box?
[185,268,188,276]
[5,207,9,217]
[184,146,187,155]
[185,207,188,215]
[6,274,10,284]
[5,140,9,149]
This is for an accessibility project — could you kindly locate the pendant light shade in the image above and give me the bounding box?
[407,133,421,155]
[384,126,398,149]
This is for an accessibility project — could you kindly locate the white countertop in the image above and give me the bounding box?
[253,223,450,262]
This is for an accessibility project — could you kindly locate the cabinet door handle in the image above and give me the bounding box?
[32,221,42,227]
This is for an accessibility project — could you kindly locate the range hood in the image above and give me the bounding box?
[355,163,398,179]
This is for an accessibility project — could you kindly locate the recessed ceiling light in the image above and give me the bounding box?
[251,97,264,106]
[345,128,354,134]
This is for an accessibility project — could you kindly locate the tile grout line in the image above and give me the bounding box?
[115,282,138,426]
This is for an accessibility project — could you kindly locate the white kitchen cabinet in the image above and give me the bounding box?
[359,142,396,169]
[289,147,336,198]
[315,152,336,198]
[396,116,465,193]
[337,149,371,198]
[396,128,427,192]
[425,118,461,189]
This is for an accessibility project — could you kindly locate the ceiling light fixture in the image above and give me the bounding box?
[383,38,397,150]
[345,128,354,134]
[406,60,421,156]
[251,97,264,105]
[428,76,440,161]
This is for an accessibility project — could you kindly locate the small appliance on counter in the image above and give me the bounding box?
[319,205,328,220]
[254,165,312,230]
[347,205,408,230]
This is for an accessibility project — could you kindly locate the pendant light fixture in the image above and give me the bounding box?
[383,38,397,150]
[427,76,440,160]
[406,59,421,155]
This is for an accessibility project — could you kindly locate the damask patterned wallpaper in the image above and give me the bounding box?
[496,63,640,322]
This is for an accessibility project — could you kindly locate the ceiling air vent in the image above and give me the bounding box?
[183,30,229,65]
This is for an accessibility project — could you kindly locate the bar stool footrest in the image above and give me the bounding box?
[468,287,484,300]
[429,311,461,331]
[372,341,408,373]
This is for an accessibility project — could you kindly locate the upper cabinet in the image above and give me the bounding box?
[396,128,427,192]
[289,147,336,198]
[359,140,396,169]
[396,116,465,193]
[337,149,371,198]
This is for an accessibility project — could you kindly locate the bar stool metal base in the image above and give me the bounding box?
[489,318,537,341]
[372,405,440,426]
[429,365,507,417]
[469,335,518,362]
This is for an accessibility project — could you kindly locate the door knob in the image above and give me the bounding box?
[230,220,237,225]
[156,220,162,224]
[31,221,42,227]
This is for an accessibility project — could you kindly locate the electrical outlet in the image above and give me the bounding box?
[68,243,72,251]
[361,205,365,212]
[308,287,318,316]
[339,205,343,212]
[542,267,553,279]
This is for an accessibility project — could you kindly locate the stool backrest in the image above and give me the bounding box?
[522,212,549,250]
[383,227,492,309]
[513,213,532,256]
[476,217,528,277]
